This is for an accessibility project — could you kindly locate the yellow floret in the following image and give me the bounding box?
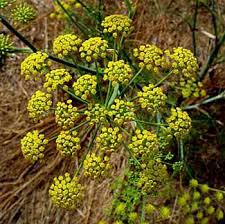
[27,90,52,120]
[21,130,48,162]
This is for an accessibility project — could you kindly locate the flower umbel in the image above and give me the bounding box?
[96,126,123,152]
[53,34,82,58]
[21,130,48,162]
[55,100,79,130]
[12,3,36,23]
[166,107,192,139]
[83,153,111,179]
[73,74,97,100]
[49,173,84,209]
[101,14,133,38]
[0,34,13,59]
[56,130,81,156]
[103,60,133,86]
[137,84,166,113]
[21,51,49,80]
[79,37,108,62]
[44,69,72,92]
[27,90,52,120]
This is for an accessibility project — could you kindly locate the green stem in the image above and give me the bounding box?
[184,91,225,110]
[107,83,119,107]
[59,85,88,104]
[48,120,88,142]
[134,119,167,126]
[155,69,173,87]
[105,81,112,106]
[120,67,143,96]
[75,124,100,176]
[192,0,199,57]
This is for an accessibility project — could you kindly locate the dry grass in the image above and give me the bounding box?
[1,0,225,223]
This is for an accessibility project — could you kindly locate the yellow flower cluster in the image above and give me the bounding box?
[49,173,84,209]
[12,3,36,23]
[137,158,168,193]
[166,107,192,139]
[84,104,108,126]
[83,153,111,179]
[96,126,123,152]
[53,34,82,58]
[165,47,206,98]
[109,99,135,125]
[21,51,49,80]
[56,130,80,156]
[44,69,72,92]
[55,100,79,129]
[0,34,13,58]
[27,90,52,120]
[21,130,48,162]
[128,129,159,160]
[79,37,108,62]
[177,180,225,223]
[73,74,97,100]
[103,60,133,86]
[137,84,166,113]
[133,44,166,74]
[101,14,133,38]
[50,0,81,20]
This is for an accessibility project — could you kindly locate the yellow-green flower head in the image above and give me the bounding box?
[55,100,79,130]
[49,173,84,209]
[137,84,166,113]
[79,37,108,62]
[216,209,224,221]
[56,130,80,156]
[44,69,72,92]
[145,203,156,215]
[137,158,168,193]
[83,153,111,179]
[0,0,9,9]
[12,3,36,23]
[73,74,97,100]
[128,129,159,159]
[0,34,13,58]
[109,99,135,125]
[115,202,126,216]
[133,44,166,73]
[159,206,171,220]
[27,90,52,120]
[84,104,108,126]
[101,14,133,38]
[96,126,123,152]
[53,34,82,58]
[166,107,192,139]
[21,130,48,162]
[21,51,49,81]
[103,60,133,86]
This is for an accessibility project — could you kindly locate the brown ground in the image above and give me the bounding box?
[1,0,225,223]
